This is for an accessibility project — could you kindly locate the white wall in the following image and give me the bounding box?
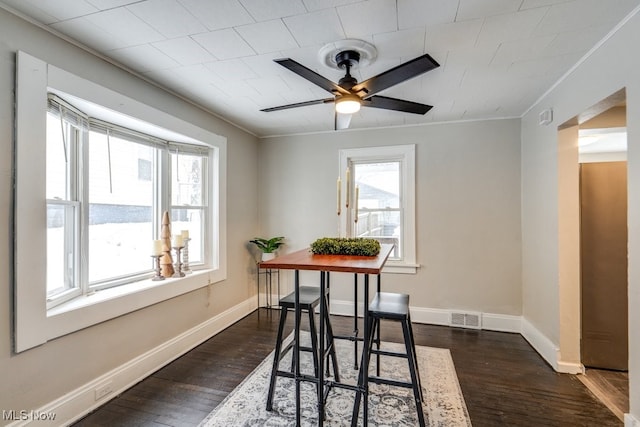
[521,8,640,421]
[259,119,522,317]
[0,8,259,423]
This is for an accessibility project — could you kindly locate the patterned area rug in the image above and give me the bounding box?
[199,333,471,426]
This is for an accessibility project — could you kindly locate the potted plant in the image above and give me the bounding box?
[250,236,285,261]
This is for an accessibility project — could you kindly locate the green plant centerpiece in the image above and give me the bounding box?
[310,237,381,257]
[250,236,284,261]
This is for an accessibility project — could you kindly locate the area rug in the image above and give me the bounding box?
[199,333,471,426]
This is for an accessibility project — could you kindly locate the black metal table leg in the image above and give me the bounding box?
[318,271,326,426]
[326,271,331,376]
[362,274,370,426]
[353,273,359,369]
[376,274,381,377]
[294,270,301,426]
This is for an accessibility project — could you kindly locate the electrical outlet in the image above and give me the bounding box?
[94,382,113,401]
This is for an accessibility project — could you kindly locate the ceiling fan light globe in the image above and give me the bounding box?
[335,96,361,114]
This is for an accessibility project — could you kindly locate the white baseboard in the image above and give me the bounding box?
[625,413,640,427]
[409,306,451,326]
[481,313,522,333]
[329,300,521,333]
[8,297,256,427]
[329,299,365,318]
[520,318,584,374]
[521,317,559,371]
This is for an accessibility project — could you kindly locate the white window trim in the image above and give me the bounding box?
[14,51,227,353]
[338,145,418,274]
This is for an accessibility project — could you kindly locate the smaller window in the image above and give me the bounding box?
[339,145,417,273]
[353,161,403,259]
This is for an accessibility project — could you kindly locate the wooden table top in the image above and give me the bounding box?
[259,243,394,274]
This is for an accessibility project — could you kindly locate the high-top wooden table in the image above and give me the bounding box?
[260,244,394,426]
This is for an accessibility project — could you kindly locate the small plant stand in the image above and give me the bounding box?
[257,263,280,311]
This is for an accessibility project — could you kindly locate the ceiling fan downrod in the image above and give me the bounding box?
[336,50,360,91]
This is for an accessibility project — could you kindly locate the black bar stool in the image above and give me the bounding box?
[266,286,340,411]
[353,292,424,426]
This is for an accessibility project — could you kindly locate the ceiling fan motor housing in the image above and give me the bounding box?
[336,50,360,69]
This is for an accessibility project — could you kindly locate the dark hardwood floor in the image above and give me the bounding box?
[74,309,621,426]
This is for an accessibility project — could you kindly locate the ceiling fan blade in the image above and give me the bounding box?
[335,111,352,130]
[352,53,439,98]
[363,95,433,114]
[275,58,350,95]
[261,97,335,112]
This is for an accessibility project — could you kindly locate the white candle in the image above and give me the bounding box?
[172,234,184,248]
[337,176,341,215]
[152,239,163,256]
[354,185,359,223]
[181,229,189,239]
[345,167,350,208]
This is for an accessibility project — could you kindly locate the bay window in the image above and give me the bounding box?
[15,51,227,352]
[45,95,212,304]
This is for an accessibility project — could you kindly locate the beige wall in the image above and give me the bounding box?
[0,8,259,419]
[258,119,522,316]
[521,9,640,420]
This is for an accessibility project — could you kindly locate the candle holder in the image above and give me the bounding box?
[151,255,164,281]
[172,246,185,278]
[182,237,192,274]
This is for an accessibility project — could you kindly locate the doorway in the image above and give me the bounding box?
[557,89,629,421]
[575,98,629,420]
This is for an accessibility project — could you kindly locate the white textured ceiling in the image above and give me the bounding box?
[2,0,639,137]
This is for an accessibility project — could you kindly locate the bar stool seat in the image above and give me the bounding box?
[353,292,424,426]
[266,286,340,411]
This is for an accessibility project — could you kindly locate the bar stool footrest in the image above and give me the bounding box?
[368,375,415,389]
[370,348,409,359]
[276,342,315,361]
[333,334,364,343]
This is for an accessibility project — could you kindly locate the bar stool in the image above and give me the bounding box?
[266,286,340,411]
[354,292,424,426]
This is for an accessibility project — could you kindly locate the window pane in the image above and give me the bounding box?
[171,208,203,264]
[354,162,400,209]
[354,162,402,259]
[46,112,70,200]
[47,203,77,296]
[355,210,402,259]
[88,131,154,283]
[172,152,203,206]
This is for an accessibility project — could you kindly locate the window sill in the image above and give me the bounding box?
[382,263,420,274]
[46,269,220,341]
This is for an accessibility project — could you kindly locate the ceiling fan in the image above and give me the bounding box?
[261,49,440,130]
